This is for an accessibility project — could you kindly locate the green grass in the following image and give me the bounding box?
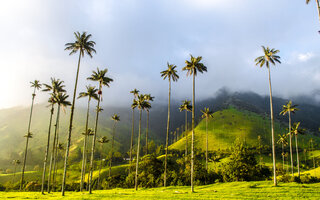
[1,181,320,199]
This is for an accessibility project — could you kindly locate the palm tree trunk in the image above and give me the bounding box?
[206,117,208,171]
[191,73,195,192]
[282,143,285,170]
[164,79,171,187]
[289,111,293,176]
[88,84,102,194]
[52,129,60,192]
[41,104,54,194]
[97,144,103,190]
[267,66,277,186]
[62,52,82,196]
[109,122,116,178]
[13,163,17,184]
[80,98,91,191]
[48,105,61,193]
[129,108,134,175]
[316,0,320,24]
[20,87,36,191]
[185,110,188,161]
[295,134,300,178]
[146,111,149,155]
[135,109,142,190]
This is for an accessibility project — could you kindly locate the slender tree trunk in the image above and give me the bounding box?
[191,73,195,192]
[289,111,293,176]
[20,88,36,191]
[295,134,300,178]
[312,141,315,169]
[48,105,61,193]
[206,118,208,171]
[41,104,54,194]
[282,143,285,170]
[109,122,116,178]
[135,109,142,190]
[97,144,103,190]
[52,122,60,192]
[129,109,134,174]
[316,0,320,24]
[62,52,82,196]
[185,110,188,161]
[13,164,17,184]
[146,111,149,155]
[80,98,91,191]
[267,67,277,186]
[89,84,102,194]
[164,79,171,187]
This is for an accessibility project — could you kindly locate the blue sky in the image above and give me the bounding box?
[0,0,320,108]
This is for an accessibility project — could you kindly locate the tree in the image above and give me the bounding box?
[255,46,281,186]
[78,85,99,191]
[280,100,299,176]
[129,89,139,174]
[97,136,109,190]
[144,94,154,155]
[12,160,21,184]
[62,31,96,196]
[179,100,192,160]
[20,80,41,190]
[201,107,214,171]
[306,0,320,24]
[41,78,65,194]
[160,62,179,187]
[132,94,151,190]
[88,68,113,194]
[290,122,305,178]
[109,114,120,178]
[277,134,288,170]
[182,55,207,192]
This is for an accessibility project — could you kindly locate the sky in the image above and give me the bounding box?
[0,0,320,109]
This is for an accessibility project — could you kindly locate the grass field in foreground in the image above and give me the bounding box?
[1,181,320,200]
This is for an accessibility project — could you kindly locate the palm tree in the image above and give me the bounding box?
[161,62,179,187]
[201,107,213,171]
[85,128,94,191]
[109,114,120,178]
[277,134,288,170]
[41,78,65,194]
[290,122,305,178]
[97,136,109,190]
[53,143,64,191]
[62,31,96,196]
[132,94,151,190]
[182,55,207,192]
[144,94,154,155]
[48,92,71,192]
[20,80,41,190]
[78,85,99,191]
[179,100,192,160]
[280,101,299,176]
[255,46,281,186]
[12,160,21,184]
[88,68,113,194]
[306,0,320,24]
[129,89,139,174]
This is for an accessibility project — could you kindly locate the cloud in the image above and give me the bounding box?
[298,52,314,62]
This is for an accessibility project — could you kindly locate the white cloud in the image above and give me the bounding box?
[298,52,314,62]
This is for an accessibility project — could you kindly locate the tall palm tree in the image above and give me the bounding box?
[161,62,179,187]
[20,80,41,190]
[12,160,21,184]
[88,68,113,194]
[62,31,96,196]
[144,94,154,155]
[85,128,94,191]
[182,55,207,192]
[109,114,120,178]
[277,134,288,170]
[201,107,214,171]
[78,85,99,191]
[290,122,305,178]
[179,100,192,160]
[97,136,109,190]
[280,101,299,176]
[306,0,320,24]
[41,78,65,194]
[132,94,151,190]
[255,46,281,186]
[48,92,71,192]
[129,89,139,174]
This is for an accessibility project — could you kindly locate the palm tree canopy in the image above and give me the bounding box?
[277,134,288,146]
[13,159,21,165]
[182,55,207,76]
[144,94,155,102]
[24,132,33,138]
[280,101,299,115]
[87,68,113,88]
[132,94,151,111]
[96,106,104,113]
[306,0,311,4]
[30,80,41,90]
[111,114,120,122]
[98,136,109,144]
[255,46,281,68]
[290,122,305,136]
[78,85,99,101]
[130,89,140,98]
[64,31,96,58]
[49,92,71,107]
[82,128,94,136]
[42,78,66,94]
[161,63,179,82]
[179,99,192,112]
[201,107,214,119]
[58,143,64,151]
